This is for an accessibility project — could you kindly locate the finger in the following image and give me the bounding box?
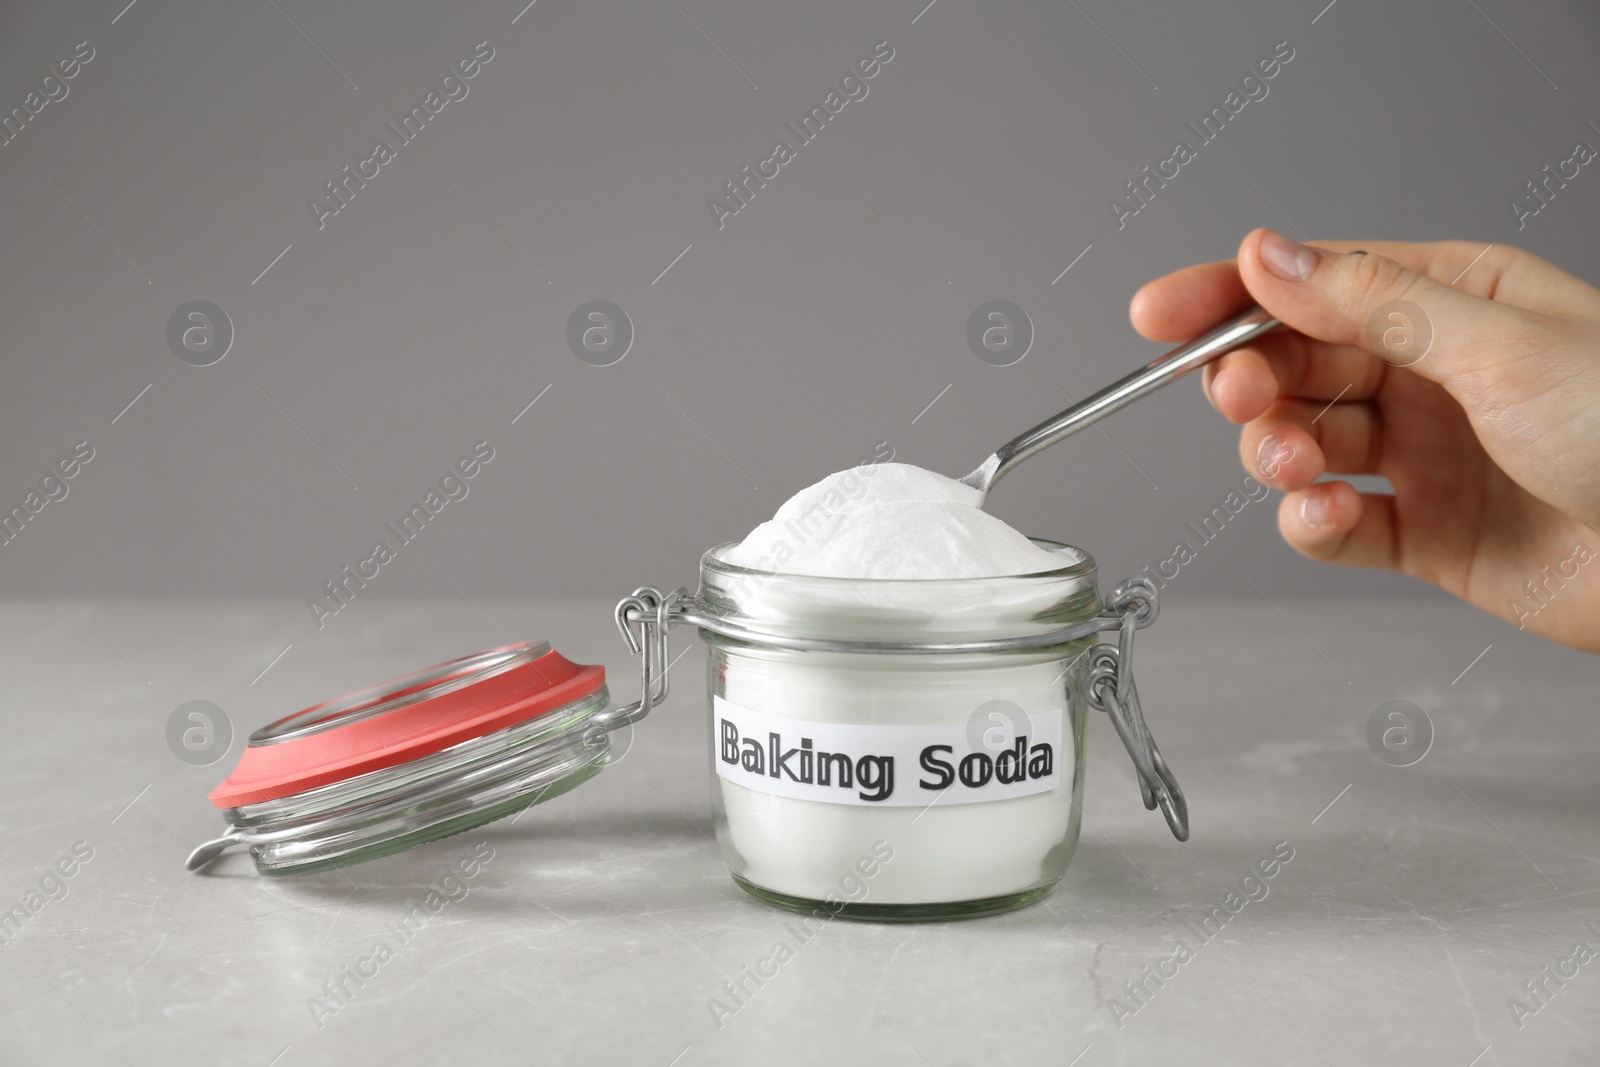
[1311,240,1472,275]
[1278,482,1400,573]
[1236,229,1543,386]
[1311,240,1596,317]
[1202,349,1277,423]
[1129,260,1253,342]
[1241,399,1383,491]
[1133,238,1592,349]
[1242,409,1321,492]
[1204,331,1387,423]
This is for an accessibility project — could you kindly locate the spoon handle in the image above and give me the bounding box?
[981,305,1279,490]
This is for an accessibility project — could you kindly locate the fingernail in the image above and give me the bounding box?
[1257,434,1293,478]
[1259,229,1317,281]
[1300,490,1331,528]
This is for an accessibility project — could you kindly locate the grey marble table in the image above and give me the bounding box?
[2,596,1597,1066]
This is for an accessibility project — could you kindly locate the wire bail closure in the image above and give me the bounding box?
[609,575,1189,842]
[1084,578,1189,841]
[585,587,689,740]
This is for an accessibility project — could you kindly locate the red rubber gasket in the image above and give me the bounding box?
[210,648,605,808]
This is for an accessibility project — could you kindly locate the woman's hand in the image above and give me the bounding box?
[1130,229,1600,652]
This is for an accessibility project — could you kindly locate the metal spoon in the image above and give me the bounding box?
[960,305,1280,501]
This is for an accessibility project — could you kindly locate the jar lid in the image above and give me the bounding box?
[211,642,605,807]
[187,642,608,876]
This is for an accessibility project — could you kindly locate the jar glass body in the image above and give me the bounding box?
[698,541,1098,920]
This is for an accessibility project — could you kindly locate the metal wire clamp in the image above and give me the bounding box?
[1083,579,1188,841]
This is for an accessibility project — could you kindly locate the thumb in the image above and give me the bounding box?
[1237,228,1528,384]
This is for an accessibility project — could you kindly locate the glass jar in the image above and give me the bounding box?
[697,539,1101,920]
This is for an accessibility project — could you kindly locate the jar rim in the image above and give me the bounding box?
[696,538,1101,646]
[250,641,554,746]
[700,537,1096,586]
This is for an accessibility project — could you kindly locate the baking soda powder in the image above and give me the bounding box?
[707,464,1094,910]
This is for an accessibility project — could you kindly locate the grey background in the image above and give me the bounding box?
[3,0,1599,618]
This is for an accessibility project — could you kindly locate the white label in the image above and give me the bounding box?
[713,696,1065,807]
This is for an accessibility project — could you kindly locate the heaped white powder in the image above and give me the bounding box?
[723,463,1063,579]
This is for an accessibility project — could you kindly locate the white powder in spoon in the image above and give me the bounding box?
[722,463,1063,579]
